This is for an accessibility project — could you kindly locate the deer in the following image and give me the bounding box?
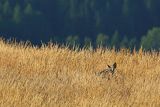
[96,62,117,79]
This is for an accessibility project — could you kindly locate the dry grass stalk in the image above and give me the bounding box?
[0,39,160,107]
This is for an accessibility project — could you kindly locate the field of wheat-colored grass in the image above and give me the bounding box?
[0,39,160,107]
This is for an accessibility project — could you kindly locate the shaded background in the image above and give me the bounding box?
[0,0,160,50]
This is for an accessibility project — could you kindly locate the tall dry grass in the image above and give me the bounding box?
[0,39,160,107]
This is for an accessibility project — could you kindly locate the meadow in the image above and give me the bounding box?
[0,39,160,107]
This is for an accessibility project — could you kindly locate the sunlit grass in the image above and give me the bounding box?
[0,39,160,107]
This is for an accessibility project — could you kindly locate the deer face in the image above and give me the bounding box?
[108,62,117,74]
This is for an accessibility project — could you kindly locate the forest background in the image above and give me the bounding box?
[0,0,160,50]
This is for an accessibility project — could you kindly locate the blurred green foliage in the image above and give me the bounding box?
[141,27,160,50]
[0,0,160,50]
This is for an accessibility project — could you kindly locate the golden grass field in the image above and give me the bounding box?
[0,39,160,107]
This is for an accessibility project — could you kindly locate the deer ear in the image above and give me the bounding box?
[113,62,117,68]
[108,65,111,68]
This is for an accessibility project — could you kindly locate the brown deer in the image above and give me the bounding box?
[96,62,117,79]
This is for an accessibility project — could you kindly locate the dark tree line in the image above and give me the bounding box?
[0,0,160,49]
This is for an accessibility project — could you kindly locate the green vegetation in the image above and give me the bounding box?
[0,0,160,49]
[141,27,160,50]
